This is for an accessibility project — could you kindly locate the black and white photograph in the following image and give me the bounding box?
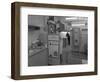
[28,15,88,66]
[11,2,97,79]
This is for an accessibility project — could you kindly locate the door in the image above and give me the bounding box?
[48,35,60,65]
[68,28,82,64]
[72,28,80,51]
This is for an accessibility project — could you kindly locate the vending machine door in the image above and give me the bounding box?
[48,35,60,65]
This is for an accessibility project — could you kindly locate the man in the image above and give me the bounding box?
[66,32,70,45]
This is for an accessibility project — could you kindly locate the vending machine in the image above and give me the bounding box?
[47,16,60,65]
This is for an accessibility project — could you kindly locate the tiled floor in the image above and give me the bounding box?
[61,46,87,65]
[28,45,87,66]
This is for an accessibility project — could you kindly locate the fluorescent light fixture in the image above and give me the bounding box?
[72,23,85,27]
[65,17,88,21]
[65,17,77,20]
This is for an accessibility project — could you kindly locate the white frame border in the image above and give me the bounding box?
[20,6,95,75]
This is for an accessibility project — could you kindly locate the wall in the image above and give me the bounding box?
[28,15,45,47]
[0,0,100,82]
[28,15,45,27]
